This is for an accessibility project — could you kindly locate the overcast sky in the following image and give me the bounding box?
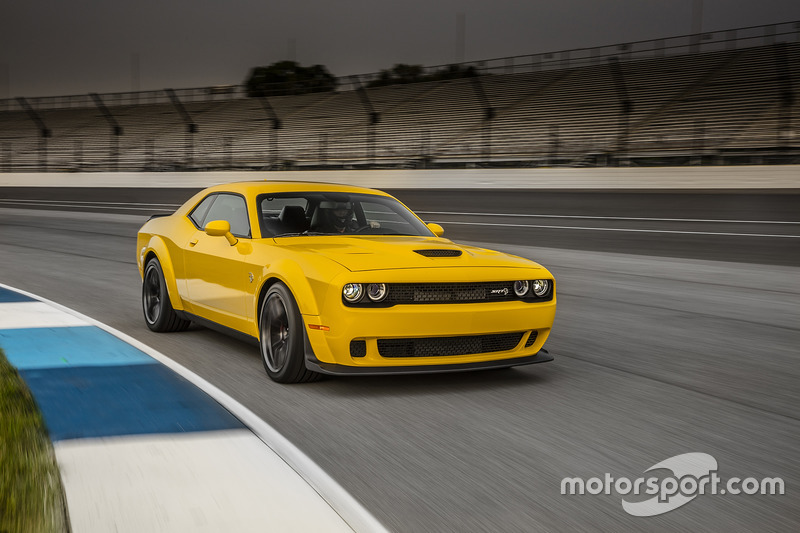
[1,0,799,98]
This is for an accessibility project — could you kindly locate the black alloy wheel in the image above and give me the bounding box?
[142,258,190,332]
[259,282,320,383]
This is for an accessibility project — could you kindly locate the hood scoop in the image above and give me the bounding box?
[414,249,463,257]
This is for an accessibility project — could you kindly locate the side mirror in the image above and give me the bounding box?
[204,220,238,245]
[427,223,444,237]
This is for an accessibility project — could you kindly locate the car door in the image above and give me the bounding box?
[183,192,252,331]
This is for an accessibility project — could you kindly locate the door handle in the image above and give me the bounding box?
[188,239,198,246]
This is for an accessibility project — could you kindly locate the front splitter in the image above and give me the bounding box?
[305,349,553,376]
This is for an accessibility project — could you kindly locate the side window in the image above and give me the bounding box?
[189,194,216,229]
[202,193,250,238]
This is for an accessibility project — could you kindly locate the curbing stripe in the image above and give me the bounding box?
[0,282,389,533]
[20,364,246,440]
[0,301,89,329]
[1,326,156,370]
[0,286,36,303]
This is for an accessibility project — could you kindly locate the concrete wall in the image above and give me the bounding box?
[0,166,798,189]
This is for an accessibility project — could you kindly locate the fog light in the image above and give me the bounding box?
[532,279,550,297]
[367,283,387,302]
[513,280,530,297]
[343,283,363,303]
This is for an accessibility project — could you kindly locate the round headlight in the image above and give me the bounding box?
[366,283,387,302]
[513,280,530,297]
[532,279,550,297]
[343,283,363,303]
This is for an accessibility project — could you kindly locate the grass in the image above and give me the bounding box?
[0,348,68,533]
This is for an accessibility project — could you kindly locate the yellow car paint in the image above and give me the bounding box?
[137,181,556,374]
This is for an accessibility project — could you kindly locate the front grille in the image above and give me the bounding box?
[524,330,539,348]
[386,282,516,304]
[378,332,523,358]
[350,340,367,358]
[414,249,462,257]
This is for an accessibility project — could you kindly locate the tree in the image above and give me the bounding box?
[246,61,337,97]
[367,63,479,88]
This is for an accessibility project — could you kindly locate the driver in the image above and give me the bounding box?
[326,202,360,233]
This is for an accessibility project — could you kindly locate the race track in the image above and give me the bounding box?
[0,189,798,532]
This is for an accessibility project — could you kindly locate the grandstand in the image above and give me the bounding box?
[0,21,798,171]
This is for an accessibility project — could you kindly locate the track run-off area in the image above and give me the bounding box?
[1,170,799,532]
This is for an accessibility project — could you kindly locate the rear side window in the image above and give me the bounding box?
[189,194,216,228]
[202,193,250,237]
[189,193,251,238]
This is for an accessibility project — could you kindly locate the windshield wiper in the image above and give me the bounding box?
[272,231,330,237]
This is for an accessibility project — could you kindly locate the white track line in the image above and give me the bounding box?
[0,200,176,212]
[416,211,800,225]
[0,199,182,207]
[0,282,388,533]
[434,220,800,238]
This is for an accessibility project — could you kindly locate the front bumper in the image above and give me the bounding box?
[299,266,557,370]
[304,301,555,367]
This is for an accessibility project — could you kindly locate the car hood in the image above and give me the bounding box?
[274,235,544,272]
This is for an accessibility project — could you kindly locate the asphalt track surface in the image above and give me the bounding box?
[0,188,799,532]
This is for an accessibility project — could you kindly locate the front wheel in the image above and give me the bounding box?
[259,282,320,383]
[142,258,190,332]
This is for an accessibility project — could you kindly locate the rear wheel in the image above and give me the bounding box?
[142,258,190,332]
[259,282,320,383]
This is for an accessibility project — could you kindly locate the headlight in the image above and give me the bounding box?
[343,283,363,303]
[366,283,387,302]
[513,280,530,297]
[532,279,550,297]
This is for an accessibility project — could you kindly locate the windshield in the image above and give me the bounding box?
[257,192,434,238]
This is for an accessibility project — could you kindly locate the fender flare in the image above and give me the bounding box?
[143,236,185,311]
[256,259,321,319]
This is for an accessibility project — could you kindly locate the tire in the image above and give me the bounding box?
[142,258,190,332]
[259,282,320,383]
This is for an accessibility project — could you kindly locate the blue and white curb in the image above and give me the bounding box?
[0,283,388,533]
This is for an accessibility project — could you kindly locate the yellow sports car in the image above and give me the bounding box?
[137,181,556,383]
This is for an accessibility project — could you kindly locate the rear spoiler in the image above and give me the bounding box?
[147,213,170,221]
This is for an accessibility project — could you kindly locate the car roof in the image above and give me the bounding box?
[201,180,392,197]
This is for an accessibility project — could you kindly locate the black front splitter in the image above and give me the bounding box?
[305,349,553,376]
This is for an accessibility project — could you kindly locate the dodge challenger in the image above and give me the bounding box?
[136,181,556,383]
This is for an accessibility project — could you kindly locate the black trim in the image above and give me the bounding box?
[414,249,463,257]
[177,310,259,346]
[304,349,553,376]
[377,331,524,358]
[350,339,367,357]
[343,280,555,308]
[524,330,539,348]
